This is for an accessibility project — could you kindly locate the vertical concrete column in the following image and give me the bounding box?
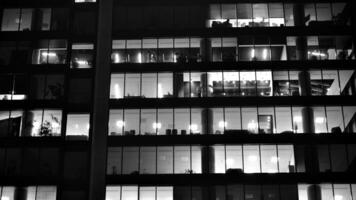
[307,185,322,200]
[201,108,213,135]
[302,107,315,133]
[304,145,319,173]
[298,71,311,96]
[89,0,113,199]
[14,187,27,200]
[173,73,184,97]
[200,38,212,62]
[201,146,214,174]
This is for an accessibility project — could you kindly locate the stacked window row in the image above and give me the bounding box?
[208,3,349,28]
[0,186,56,200]
[110,70,356,99]
[105,184,356,200]
[111,36,354,63]
[108,106,356,136]
[107,144,294,175]
[0,74,93,102]
[0,7,97,35]
[0,110,90,138]
[111,2,349,31]
[107,144,356,175]
[0,40,94,67]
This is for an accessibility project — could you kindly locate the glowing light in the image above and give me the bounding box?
[75,124,79,129]
[254,17,263,22]
[158,83,163,98]
[114,84,121,99]
[116,120,125,128]
[262,49,268,60]
[1,197,10,200]
[251,49,255,58]
[315,117,325,124]
[218,121,227,128]
[87,124,90,130]
[153,122,162,129]
[226,158,235,166]
[247,120,258,132]
[76,60,88,65]
[308,51,327,57]
[293,116,302,123]
[41,52,57,57]
[114,53,120,63]
[335,195,343,200]
[138,52,142,63]
[189,124,198,133]
[270,156,279,163]
[248,155,258,162]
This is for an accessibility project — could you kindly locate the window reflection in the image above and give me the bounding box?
[71,43,94,68]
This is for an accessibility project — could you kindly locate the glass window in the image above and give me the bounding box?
[292,107,304,134]
[158,73,173,98]
[316,3,332,21]
[240,71,256,96]
[157,147,173,174]
[225,107,241,132]
[318,145,331,172]
[242,107,258,134]
[36,186,57,200]
[212,108,224,134]
[66,114,90,139]
[243,145,260,173]
[122,147,139,174]
[269,3,284,27]
[278,145,295,173]
[326,107,344,133]
[174,146,190,174]
[140,147,156,174]
[174,108,190,135]
[258,107,275,134]
[140,187,155,200]
[122,186,138,200]
[158,39,174,63]
[1,9,21,31]
[226,145,243,172]
[106,186,121,200]
[0,74,26,101]
[313,107,327,133]
[51,8,70,32]
[237,4,253,27]
[334,184,352,200]
[190,108,202,134]
[68,78,92,104]
[107,147,122,175]
[275,107,293,134]
[124,109,139,136]
[256,71,272,96]
[208,72,223,97]
[191,146,202,174]
[71,43,94,68]
[142,39,158,63]
[223,72,240,97]
[140,109,156,135]
[158,109,173,135]
[330,144,347,172]
[125,74,141,97]
[212,145,225,173]
[32,40,67,64]
[157,187,173,200]
[142,73,157,98]
[1,186,15,200]
[0,111,10,137]
[112,40,126,63]
[260,145,278,173]
[110,74,125,99]
[245,185,261,200]
[19,9,33,31]
[305,4,316,26]
[284,4,294,26]
[262,185,279,200]
[253,4,268,27]
[21,110,62,137]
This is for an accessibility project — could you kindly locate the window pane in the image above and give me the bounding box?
[226,145,243,171]
[125,74,141,97]
[122,186,138,200]
[278,145,295,173]
[158,73,173,98]
[19,9,33,31]
[124,109,139,135]
[122,147,139,174]
[191,146,202,174]
[158,109,173,135]
[225,108,241,132]
[110,74,125,99]
[191,108,202,134]
[140,147,156,174]
[330,144,347,172]
[140,109,156,135]
[253,4,268,27]
[212,145,225,173]
[242,107,258,134]
[261,145,278,173]
[142,73,157,98]
[157,187,173,200]
[174,108,190,135]
[174,146,190,174]
[212,108,224,135]
[244,145,260,173]
[157,147,173,174]
[106,186,121,200]
[66,114,90,138]
[71,43,94,68]
[1,9,20,31]
[275,107,293,134]
[107,147,122,175]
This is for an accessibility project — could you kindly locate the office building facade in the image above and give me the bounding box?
[0,0,356,199]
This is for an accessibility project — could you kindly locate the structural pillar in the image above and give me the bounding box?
[14,187,27,200]
[89,0,113,199]
[307,185,322,200]
[200,38,212,62]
